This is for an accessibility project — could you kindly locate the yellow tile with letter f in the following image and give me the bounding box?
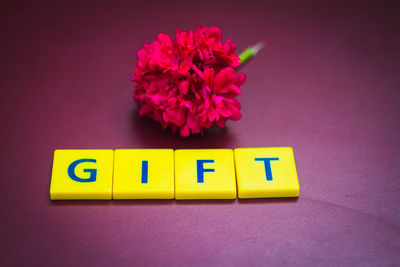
[113,149,174,199]
[234,147,300,198]
[50,149,114,200]
[175,149,237,199]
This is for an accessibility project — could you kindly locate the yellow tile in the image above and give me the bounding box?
[50,149,114,200]
[113,149,174,199]
[175,149,237,199]
[234,147,300,198]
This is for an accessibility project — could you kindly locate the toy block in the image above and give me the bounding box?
[50,149,114,200]
[234,147,299,198]
[175,149,237,199]
[113,149,174,199]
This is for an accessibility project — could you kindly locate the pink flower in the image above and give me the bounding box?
[132,26,246,137]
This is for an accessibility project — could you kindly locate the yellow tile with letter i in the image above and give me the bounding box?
[50,149,114,200]
[234,147,300,198]
[113,149,174,199]
[175,149,237,199]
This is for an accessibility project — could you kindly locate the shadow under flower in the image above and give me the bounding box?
[130,107,238,149]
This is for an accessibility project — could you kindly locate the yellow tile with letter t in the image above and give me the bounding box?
[175,149,237,199]
[113,149,174,199]
[234,147,300,198]
[50,149,114,200]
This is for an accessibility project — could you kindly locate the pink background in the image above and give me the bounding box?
[1,0,400,266]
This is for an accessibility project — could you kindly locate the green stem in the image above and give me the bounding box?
[239,41,265,65]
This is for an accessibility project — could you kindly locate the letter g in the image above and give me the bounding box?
[68,159,97,182]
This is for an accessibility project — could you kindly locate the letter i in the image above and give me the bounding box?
[141,160,148,183]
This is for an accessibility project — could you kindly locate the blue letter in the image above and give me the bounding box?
[197,160,215,183]
[141,160,148,183]
[255,158,279,181]
[68,159,97,182]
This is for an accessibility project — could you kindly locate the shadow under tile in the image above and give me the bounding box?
[238,197,299,204]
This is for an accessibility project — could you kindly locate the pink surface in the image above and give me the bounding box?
[1,0,400,266]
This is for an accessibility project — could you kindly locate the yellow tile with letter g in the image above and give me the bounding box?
[113,149,174,199]
[234,147,300,198]
[50,149,114,200]
[175,149,237,199]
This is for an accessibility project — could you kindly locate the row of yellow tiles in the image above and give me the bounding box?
[50,147,300,200]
